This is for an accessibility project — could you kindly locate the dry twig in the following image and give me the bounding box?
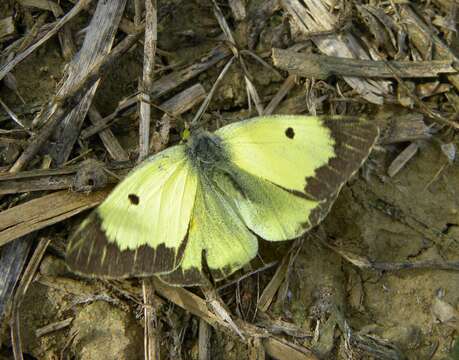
[138,0,157,161]
[9,26,143,173]
[11,237,51,360]
[0,0,93,81]
[272,49,459,79]
[152,280,319,360]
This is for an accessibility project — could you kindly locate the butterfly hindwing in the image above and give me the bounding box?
[161,175,258,286]
[66,145,198,278]
[213,165,320,241]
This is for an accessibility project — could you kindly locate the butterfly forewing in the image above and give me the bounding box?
[66,145,198,278]
[215,115,336,194]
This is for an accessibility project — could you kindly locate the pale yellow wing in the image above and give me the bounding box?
[67,145,198,278]
[213,165,320,241]
[216,115,378,202]
[161,175,258,286]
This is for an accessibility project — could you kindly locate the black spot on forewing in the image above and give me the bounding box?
[285,127,295,139]
[128,194,139,205]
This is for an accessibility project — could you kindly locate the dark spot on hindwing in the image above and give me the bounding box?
[285,127,295,139]
[128,194,139,205]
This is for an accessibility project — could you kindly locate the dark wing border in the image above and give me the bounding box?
[66,211,188,279]
[305,116,379,227]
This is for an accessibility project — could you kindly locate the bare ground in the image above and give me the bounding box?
[0,0,458,359]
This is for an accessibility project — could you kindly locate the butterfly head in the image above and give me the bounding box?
[186,130,228,169]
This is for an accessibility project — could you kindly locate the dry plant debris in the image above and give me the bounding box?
[0,0,458,359]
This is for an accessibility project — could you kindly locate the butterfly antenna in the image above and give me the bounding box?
[190,55,236,131]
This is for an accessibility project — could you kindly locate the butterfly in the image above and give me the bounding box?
[66,115,378,286]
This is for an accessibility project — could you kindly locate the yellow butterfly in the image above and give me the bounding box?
[66,115,378,286]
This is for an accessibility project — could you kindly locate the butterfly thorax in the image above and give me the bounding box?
[186,131,229,171]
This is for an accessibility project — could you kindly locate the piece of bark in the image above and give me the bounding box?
[0,17,15,40]
[282,0,391,104]
[150,45,231,99]
[379,113,431,145]
[272,49,458,79]
[400,5,459,92]
[159,83,207,117]
[0,166,79,181]
[0,189,110,247]
[0,0,93,82]
[0,173,75,195]
[47,0,128,166]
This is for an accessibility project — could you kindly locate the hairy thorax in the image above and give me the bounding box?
[186,131,230,171]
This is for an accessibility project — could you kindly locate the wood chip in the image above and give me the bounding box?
[387,142,419,177]
[378,113,431,144]
[282,0,391,104]
[0,17,15,39]
[0,189,110,247]
[272,49,458,79]
[228,0,247,21]
[35,317,74,337]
